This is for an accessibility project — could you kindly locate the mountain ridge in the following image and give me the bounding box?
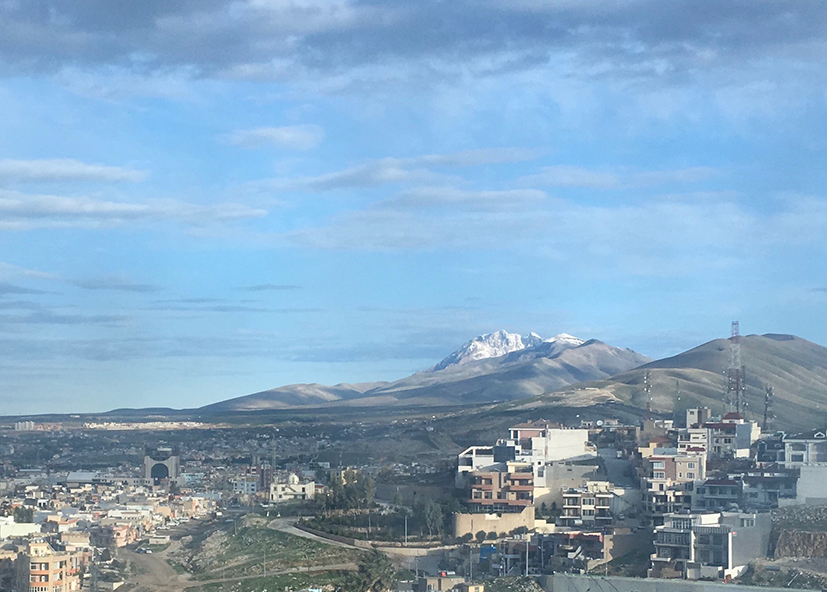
[200,330,648,412]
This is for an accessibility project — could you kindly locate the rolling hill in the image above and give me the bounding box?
[507,333,827,431]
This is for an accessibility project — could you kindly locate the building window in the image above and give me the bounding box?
[653,461,665,469]
[654,471,665,479]
[687,472,695,479]
[688,462,696,469]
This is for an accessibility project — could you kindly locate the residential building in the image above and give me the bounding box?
[269,473,315,502]
[686,408,712,429]
[468,468,533,513]
[783,429,827,466]
[650,511,771,580]
[704,414,760,459]
[16,540,89,592]
[641,452,705,522]
[456,446,495,486]
[557,481,640,527]
[692,479,742,511]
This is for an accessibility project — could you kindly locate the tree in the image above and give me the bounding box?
[475,530,487,543]
[344,550,396,592]
[487,531,498,540]
[423,500,442,539]
[13,507,33,523]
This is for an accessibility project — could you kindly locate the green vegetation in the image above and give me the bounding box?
[13,506,33,523]
[485,576,544,592]
[305,495,462,542]
[317,469,376,511]
[169,520,362,582]
[188,569,349,592]
[341,550,396,592]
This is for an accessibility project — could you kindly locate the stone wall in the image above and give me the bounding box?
[774,530,827,559]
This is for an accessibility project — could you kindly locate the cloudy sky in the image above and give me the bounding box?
[2,1,827,414]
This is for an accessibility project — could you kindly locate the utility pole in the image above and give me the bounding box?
[404,515,408,547]
[525,537,529,576]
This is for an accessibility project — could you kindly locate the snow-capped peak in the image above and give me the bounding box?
[523,332,545,348]
[547,333,585,346]
[432,330,584,371]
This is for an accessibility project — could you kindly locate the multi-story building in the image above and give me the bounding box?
[269,473,315,502]
[741,469,798,508]
[16,540,89,592]
[686,408,711,429]
[456,446,495,486]
[458,420,595,509]
[677,428,708,458]
[468,467,534,513]
[783,429,827,466]
[641,452,705,522]
[559,481,615,527]
[704,413,760,459]
[693,479,742,511]
[650,511,771,580]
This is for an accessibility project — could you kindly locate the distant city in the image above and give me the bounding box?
[3,325,827,592]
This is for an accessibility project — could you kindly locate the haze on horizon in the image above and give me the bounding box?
[2,1,827,415]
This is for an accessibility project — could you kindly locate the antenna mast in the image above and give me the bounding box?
[726,321,746,415]
[763,384,774,431]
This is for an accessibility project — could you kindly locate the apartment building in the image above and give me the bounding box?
[456,446,495,486]
[641,452,705,522]
[704,413,760,459]
[468,468,534,513]
[783,429,827,466]
[559,482,614,527]
[16,540,89,592]
[458,420,594,509]
[650,511,771,580]
[692,479,741,511]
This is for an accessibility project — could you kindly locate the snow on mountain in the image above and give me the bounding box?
[431,330,586,372]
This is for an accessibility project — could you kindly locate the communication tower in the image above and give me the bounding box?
[763,384,774,431]
[726,321,746,415]
[644,369,653,419]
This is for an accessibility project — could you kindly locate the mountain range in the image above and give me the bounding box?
[199,330,827,432]
[200,330,650,412]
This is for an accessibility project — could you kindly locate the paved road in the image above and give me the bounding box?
[268,517,360,549]
[268,517,450,575]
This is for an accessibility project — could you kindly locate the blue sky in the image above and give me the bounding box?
[2,0,827,414]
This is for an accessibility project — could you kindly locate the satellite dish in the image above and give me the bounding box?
[596,420,604,427]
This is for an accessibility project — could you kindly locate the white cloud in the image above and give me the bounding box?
[519,165,717,188]
[227,125,325,150]
[384,187,547,210]
[255,147,540,192]
[0,189,266,230]
[0,159,148,183]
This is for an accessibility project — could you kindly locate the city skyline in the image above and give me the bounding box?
[2,2,827,413]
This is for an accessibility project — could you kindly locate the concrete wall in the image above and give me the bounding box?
[0,522,40,539]
[796,465,827,505]
[540,573,792,592]
[547,429,592,461]
[454,506,535,537]
[535,462,601,507]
